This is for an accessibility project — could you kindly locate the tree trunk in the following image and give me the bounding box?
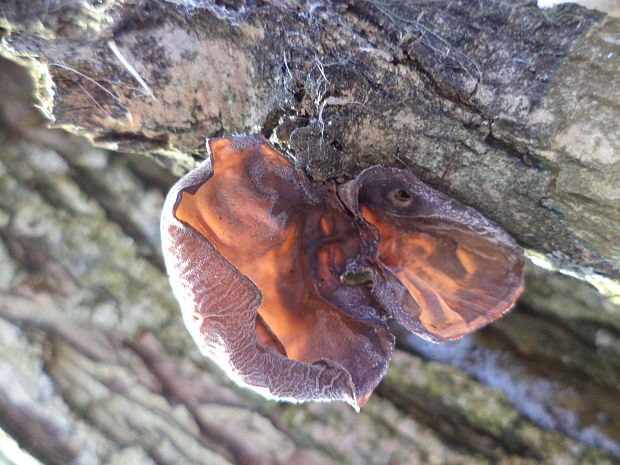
[1,1,619,464]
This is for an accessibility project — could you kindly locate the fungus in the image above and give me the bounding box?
[161,134,523,409]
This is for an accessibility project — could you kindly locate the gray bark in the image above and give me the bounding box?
[1,1,620,464]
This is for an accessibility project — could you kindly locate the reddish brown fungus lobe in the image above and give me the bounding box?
[161,134,524,409]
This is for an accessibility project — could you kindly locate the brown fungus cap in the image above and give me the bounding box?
[160,134,524,409]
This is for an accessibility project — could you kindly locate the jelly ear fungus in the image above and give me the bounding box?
[161,134,523,408]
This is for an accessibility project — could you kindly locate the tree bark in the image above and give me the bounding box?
[1,1,620,464]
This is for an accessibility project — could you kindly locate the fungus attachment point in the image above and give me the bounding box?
[340,268,374,286]
[161,134,524,408]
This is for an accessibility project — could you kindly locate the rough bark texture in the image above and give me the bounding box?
[1,1,619,464]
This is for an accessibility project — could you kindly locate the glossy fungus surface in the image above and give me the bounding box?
[161,134,524,408]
